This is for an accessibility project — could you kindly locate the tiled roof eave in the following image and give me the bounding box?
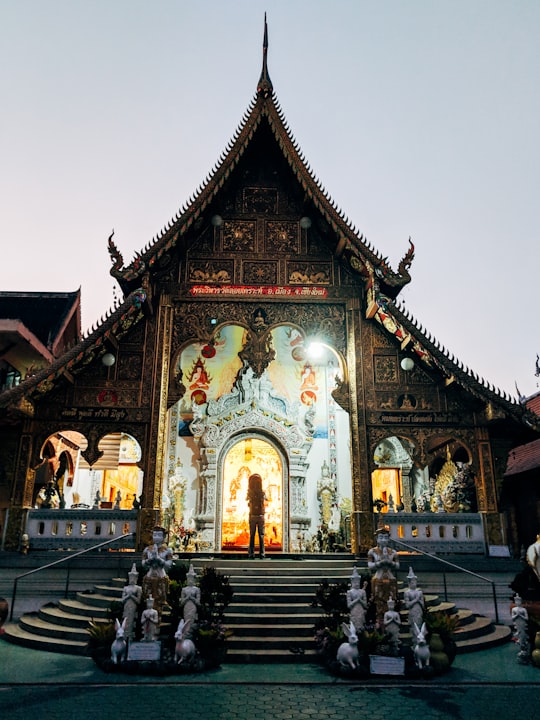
[0,289,147,408]
[383,296,532,423]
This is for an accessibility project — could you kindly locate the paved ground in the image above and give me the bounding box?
[1,556,536,718]
[2,683,540,720]
[0,637,539,720]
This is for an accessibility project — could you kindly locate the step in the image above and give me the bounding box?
[227,602,317,615]
[2,555,515,663]
[228,624,314,638]
[227,634,313,651]
[426,601,457,614]
[2,622,88,656]
[93,584,123,597]
[455,623,512,653]
[230,591,315,604]
[39,603,105,629]
[19,612,91,643]
[58,598,110,619]
[225,576,351,587]
[453,614,494,641]
[75,591,119,609]
[226,612,322,625]
[225,646,319,664]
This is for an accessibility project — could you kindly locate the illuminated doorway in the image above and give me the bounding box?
[221,437,283,551]
[371,467,402,512]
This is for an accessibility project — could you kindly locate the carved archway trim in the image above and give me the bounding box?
[191,369,314,551]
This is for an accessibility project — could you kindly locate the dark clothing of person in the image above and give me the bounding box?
[247,489,266,558]
[249,514,265,558]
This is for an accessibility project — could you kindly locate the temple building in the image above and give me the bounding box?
[1,23,539,556]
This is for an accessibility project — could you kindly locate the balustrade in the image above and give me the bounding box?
[25,509,138,549]
[382,512,485,553]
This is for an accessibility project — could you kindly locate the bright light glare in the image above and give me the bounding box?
[306,341,325,359]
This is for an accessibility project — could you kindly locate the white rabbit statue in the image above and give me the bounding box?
[413,622,430,669]
[111,618,127,664]
[174,618,196,665]
[336,621,359,669]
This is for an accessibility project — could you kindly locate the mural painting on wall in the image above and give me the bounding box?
[175,324,337,436]
[372,436,477,515]
[166,322,353,552]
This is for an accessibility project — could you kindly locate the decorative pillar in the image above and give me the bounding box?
[138,294,174,548]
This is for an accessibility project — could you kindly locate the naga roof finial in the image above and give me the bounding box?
[257,13,273,98]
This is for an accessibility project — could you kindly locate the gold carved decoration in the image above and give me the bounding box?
[374,356,398,383]
[173,301,347,356]
[81,429,103,467]
[266,221,299,253]
[238,308,276,378]
[243,188,278,214]
[287,263,331,285]
[242,261,278,285]
[188,260,233,284]
[153,303,174,509]
[331,376,350,412]
[223,221,256,252]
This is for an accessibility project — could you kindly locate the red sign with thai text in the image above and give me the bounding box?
[189,285,328,297]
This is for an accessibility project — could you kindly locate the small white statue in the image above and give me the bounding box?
[174,619,197,665]
[110,618,127,664]
[383,596,401,654]
[328,504,341,533]
[413,622,430,669]
[121,563,142,642]
[141,595,159,642]
[336,621,359,670]
[403,567,424,642]
[511,594,530,663]
[347,567,368,633]
[180,563,201,623]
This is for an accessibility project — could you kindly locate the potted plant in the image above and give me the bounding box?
[87,619,116,664]
[195,566,234,667]
[424,610,459,671]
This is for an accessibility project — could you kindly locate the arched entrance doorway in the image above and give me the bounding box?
[165,321,352,553]
[221,435,284,552]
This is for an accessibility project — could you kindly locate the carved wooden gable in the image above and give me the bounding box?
[183,119,340,289]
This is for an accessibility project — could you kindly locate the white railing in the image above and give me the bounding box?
[25,509,138,550]
[381,512,485,554]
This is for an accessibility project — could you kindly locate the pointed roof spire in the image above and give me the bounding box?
[257,13,273,97]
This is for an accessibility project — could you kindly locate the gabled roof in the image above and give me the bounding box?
[0,289,146,413]
[107,19,414,300]
[0,290,81,358]
[526,392,540,417]
[374,295,540,430]
[505,437,540,476]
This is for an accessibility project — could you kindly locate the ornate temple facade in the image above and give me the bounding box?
[1,25,539,555]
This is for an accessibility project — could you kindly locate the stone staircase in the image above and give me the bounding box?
[2,554,511,661]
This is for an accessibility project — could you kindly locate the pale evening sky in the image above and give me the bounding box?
[0,1,538,398]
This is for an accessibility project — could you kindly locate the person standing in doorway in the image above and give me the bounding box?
[247,473,266,558]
